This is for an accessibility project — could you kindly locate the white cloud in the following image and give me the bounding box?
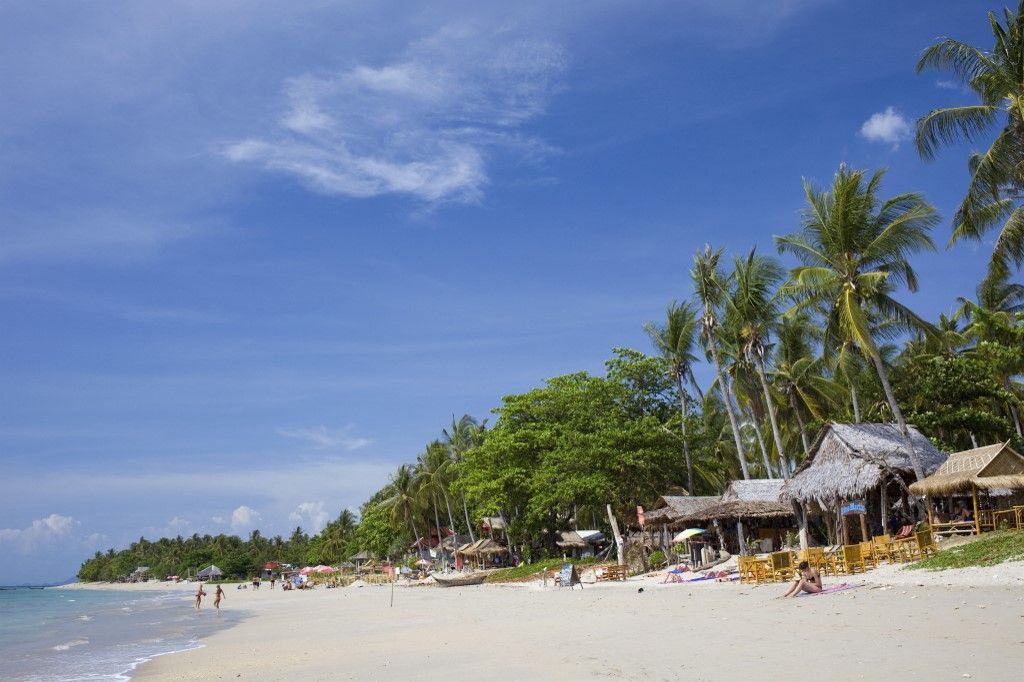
[230,505,261,531]
[167,516,190,529]
[859,106,911,148]
[276,425,372,451]
[224,26,565,204]
[210,515,226,525]
[289,501,331,532]
[0,514,79,552]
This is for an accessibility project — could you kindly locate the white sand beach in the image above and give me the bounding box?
[64,562,1024,681]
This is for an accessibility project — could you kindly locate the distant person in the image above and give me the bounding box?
[270,576,276,589]
[781,561,821,598]
[195,583,207,610]
[213,584,225,610]
[252,576,259,590]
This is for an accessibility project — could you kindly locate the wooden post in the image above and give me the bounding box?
[880,483,889,535]
[926,496,934,528]
[972,486,981,535]
[736,519,747,555]
[858,512,869,542]
[839,503,849,546]
[606,504,625,566]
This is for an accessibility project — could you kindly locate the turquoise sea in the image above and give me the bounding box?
[0,587,239,681]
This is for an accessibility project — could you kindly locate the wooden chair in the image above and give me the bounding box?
[858,541,878,570]
[914,530,938,559]
[769,551,796,582]
[837,544,866,574]
[871,534,897,563]
[796,547,828,575]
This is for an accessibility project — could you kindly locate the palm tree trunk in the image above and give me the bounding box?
[790,392,811,459]
[442,491,458,539]
[754,355,787,478]
[749,411,774,478]
[708,334,750,479]
[868,349,925,481]
[460,495,476,542]
[850,384,861,424]
[431,495,443,565]
[676,375,694,492]
[1009,403,1023,438]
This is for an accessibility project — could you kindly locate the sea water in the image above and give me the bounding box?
[0,587,240,681]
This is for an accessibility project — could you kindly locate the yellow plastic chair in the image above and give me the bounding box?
[914,530,938,559]
[769,551,796,582]
[859,541,878,569]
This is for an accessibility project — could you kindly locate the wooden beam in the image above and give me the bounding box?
[972,486,981,535]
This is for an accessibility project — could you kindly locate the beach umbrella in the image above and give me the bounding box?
[315,565,337,574]
[415,559,432,567]
[672,528,705,543]
[299,566,315,575]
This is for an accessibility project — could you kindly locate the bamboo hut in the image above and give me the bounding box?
[555,530,606,558]
[642,495,720,556]
[697,479,794,554]
[909,441,1024,534]
[455,538,508,569]
[785,423,947,542]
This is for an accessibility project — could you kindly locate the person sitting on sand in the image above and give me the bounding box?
[195,583,207,610]
[213,584,225,610]
[781,561,821,598]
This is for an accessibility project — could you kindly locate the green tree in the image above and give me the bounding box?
[644,300,702,491]
[776,165,940,480]
[916,1,1024,279]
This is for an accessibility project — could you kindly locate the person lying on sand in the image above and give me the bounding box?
[781,561,821,598]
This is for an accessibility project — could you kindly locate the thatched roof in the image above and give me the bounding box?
[909,441,1024,496]
[786,423,947,505]
[350,550,374,562]
[555,531,586,549]
[456,538,508,556]
[698,479,794,521]
[643,496,720,527]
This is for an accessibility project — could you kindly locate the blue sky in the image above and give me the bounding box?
[0,1,1004,583]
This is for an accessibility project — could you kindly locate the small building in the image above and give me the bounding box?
[786,423,947,542]
[697,479,795,554]
[196,564,223,581]
[909,441,1024,534]
[260,562,278,579]
[350,550,375,566]
[455,538,508,570]
[555,530,606,558]
[643,495,721,529]
[129,566,150,582]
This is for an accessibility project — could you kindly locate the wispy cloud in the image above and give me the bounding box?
[276,425,372,451]
[224,25,565,204]
[858,106,911,149]
[289,501,331,533]
[0,514,79,552]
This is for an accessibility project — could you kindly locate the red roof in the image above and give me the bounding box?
[263,562,278,569]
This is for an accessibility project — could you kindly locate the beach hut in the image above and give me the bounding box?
[642,495,721,558]
[909,441,1024,534]
[697,479,795,554]
[555,530,606,558]
[129,566,150,582]
[455,538,508,569]
[196,565,223,581]
[785,423,947,543]
[350,550,374,566]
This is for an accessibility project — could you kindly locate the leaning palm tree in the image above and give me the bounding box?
[692,245,750,480]
[726,248,789,477]
[644,300,702,491]
[442,415,479,542]
[776,165,940,480]
[916,2,1024,278]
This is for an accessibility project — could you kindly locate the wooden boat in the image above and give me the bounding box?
[431,572,488,587]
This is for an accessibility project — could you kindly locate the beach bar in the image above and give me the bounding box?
[786,423,947,544]
[909,441,1024,534]
[696,479,795,554]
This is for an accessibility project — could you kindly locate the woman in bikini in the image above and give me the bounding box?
[213,584,225,610]
[782,560,822,598]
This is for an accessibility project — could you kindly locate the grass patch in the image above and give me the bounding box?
[908,530,1024,570]
[486,557,601,583]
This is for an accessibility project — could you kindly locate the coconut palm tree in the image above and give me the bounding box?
[644,300,702,491]
[382,464,423,549]
[692,245,751,480]
[726,248,789,476]
[915,2,1024,278]
[442,414,479,542]
[776,165,940,480]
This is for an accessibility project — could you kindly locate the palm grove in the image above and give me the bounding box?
[80,5,1024,581]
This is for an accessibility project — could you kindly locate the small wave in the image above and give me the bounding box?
[52,638,89,651]
[77,614,92,621]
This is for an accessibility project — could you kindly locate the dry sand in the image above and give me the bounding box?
[70,561,1024,682]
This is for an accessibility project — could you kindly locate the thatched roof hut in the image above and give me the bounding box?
[456,538,507,557]
[697,479,793,521]
[786,423,947,507]
[643,495,720,527]
[555,530,605,549]
[909,441,1024,496]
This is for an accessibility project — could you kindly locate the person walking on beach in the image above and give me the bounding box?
[213,584,225,610]
[781,561,821,598]
[195,583,207,610]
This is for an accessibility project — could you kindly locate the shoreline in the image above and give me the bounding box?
[124,561,1024,681]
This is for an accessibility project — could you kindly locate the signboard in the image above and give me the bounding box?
[558,564,582,589]
[841,502,867,516]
